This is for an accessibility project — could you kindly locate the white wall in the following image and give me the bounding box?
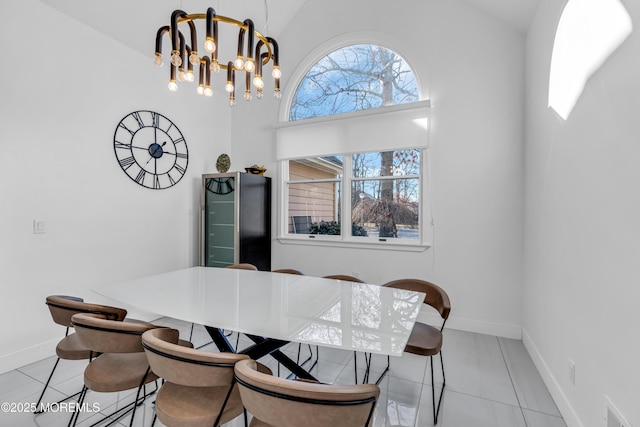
[229,0,526,338]
[524,1,640,426]
[0,0,232,373]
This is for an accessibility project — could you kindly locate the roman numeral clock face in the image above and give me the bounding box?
[113,110,189,189]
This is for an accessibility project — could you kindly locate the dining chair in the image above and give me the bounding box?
[68,313,178,427]
[142,327,271,427]
[35,295,129,413]
[383,279,451,425]
[272,268,304,275]
[234,358,379,427]
[189,263,259,346]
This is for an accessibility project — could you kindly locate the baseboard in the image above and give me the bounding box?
[522,328,584,427]
[419,312,522,339]
[0,310,160,375]
[0,337,58,375]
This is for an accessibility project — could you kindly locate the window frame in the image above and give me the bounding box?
[278,148,430,252]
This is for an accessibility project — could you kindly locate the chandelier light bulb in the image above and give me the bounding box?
[244,92,252,101]
[272,66,281,79]
[225,82,234,93]
[185,70,195,82]
[274,90,282,100]
[211,61,220,73]
[177,70,187,82]
[229,98,235,107]
[257,90,263,99]
[168,80,178,92]
[204,38,217,53]
[170,51,182,67]
[153,54,164,67]
[189,52,199,65]
[244,59,255,72]
[204,86,213,97]
[253,76,264,89]
[234,57,245,70]
[196,85,205,95]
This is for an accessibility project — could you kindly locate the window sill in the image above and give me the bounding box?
[277,236,431,252]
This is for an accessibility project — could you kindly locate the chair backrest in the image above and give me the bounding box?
[225,263,258,271]
[142,328,250,388]
[323,275,364,283]
[71,313,158,353]
[234,359,379,427]
[273,269,304,275]
[383,279,451,320]
[46,295,128,327]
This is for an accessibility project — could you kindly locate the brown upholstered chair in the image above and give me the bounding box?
[35,295,129,412]
[142,328,270,427]
[226,263,258,271]
[68,313,172,427]
[383,279,451,425]
[323,274,364,283]
[235,359,379,427]
[272,268,304,275]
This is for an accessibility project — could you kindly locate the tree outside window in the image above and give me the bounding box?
[286,44,421,242]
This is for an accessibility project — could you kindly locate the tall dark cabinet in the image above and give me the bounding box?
[200,172,271,271]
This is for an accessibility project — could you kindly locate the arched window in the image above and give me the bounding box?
[289,44,419,121]
[278,44,429,248]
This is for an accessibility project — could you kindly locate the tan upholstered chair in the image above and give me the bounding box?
[383,279,451,424]
[35,295,129,412]
[323,274,364,283]
[226,263,258,270]
[235,359,379,427]
[272,268,304,275]
[142,328,270,427]
[68,313,170,427]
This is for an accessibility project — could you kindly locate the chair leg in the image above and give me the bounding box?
[430,351,446,425]
[34,356,60,411]
[67,385,87,427]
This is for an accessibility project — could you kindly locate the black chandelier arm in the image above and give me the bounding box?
[206,7,219,62]
[178,31,186,70]
[244,19,255,65]
[185,19,198,60]
[203,56,211,88]
[155,26,169,57]
[170,9,187,54]
[266,37,279,68]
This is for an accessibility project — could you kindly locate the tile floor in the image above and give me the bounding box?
[0,317,566,427]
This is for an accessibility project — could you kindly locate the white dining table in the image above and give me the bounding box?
[92,266,424,381]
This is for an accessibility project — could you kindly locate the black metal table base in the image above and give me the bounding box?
[204,326,318,381]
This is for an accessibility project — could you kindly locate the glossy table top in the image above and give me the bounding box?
[92,267,424,356]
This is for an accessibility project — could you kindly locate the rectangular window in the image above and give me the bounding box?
[283,149,424,247]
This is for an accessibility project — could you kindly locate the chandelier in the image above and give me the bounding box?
[154,8,281,106]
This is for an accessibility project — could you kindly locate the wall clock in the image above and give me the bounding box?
[113,110,188,189]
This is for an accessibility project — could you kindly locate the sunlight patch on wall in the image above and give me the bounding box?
[548,0,632,120]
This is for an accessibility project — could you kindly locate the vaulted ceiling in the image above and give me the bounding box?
[39,0,541,61]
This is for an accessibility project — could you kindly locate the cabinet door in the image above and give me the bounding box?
[203,176,236,267]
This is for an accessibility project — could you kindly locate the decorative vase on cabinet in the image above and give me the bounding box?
[200,172,271,271]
